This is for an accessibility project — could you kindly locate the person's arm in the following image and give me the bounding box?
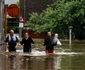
[57,39,62,46]
[4,37,9,51]
[15,36,20,48]
[15,42,19,48]
[4,42,8,52]
[43,38,46,45]
[20,38,24,45]
[30,37,34,44]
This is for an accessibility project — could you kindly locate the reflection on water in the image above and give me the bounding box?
[3,53,62,70]
[3,52,85,70]
[54,55,62,70]
[45,55,54,70]
[8,55,16,70]
[20,56,32,70]
[7,55,33,70]
[0,44,85,70]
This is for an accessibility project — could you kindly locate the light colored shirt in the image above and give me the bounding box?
[53,38,62,46]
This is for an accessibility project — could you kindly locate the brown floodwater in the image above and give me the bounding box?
[0,44,85,70]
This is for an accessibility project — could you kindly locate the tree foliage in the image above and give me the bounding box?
[25,0,85,33]
[16,1,20,6]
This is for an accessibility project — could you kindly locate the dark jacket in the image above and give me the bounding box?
[20,37,34,50]
[44,36,54,50]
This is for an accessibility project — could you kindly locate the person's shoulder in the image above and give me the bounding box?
[6,35,9,38]
[6,35,9,39]
[7,34,10,37]
[28,37,32,39]
[5,35,9,42]
[22,37,25,39]
[16,35,19,38]
[21,37,25,40]
[45,37,48,39]
[44,37,49,40]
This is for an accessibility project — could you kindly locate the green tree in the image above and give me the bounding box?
[25,0,85,34]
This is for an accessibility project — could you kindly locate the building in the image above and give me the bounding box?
[20,0,55,38]
[20,0,55,21]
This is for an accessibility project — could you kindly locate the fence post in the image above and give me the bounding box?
[69,26,73,45]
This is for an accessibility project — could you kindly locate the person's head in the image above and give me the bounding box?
[24,32,29,38]
[55,33,58,38]
[47,32,51,37]
[10,30,14,36]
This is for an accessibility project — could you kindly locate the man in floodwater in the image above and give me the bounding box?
[44,32,54,54]
[5,30,19,52]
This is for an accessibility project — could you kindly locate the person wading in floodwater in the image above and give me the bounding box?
[52,33,62,46]
[44,32,55,54]
[20,32,34,53]
[5,30,19,52]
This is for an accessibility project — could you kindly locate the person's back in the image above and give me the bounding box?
[44,36,53,50]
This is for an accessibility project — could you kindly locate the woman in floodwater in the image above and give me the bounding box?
[20,32,34,53]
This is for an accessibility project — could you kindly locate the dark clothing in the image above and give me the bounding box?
[44,36,54,51]
[5,36,19,52]
[8,47,16,52]
[23,48,31,52]
[20,37,34,52]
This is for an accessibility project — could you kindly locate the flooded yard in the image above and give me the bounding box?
[0,44,85,70]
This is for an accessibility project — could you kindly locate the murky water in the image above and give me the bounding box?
[0,44,85,70]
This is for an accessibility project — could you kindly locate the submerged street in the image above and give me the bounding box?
[0,44,85,70]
